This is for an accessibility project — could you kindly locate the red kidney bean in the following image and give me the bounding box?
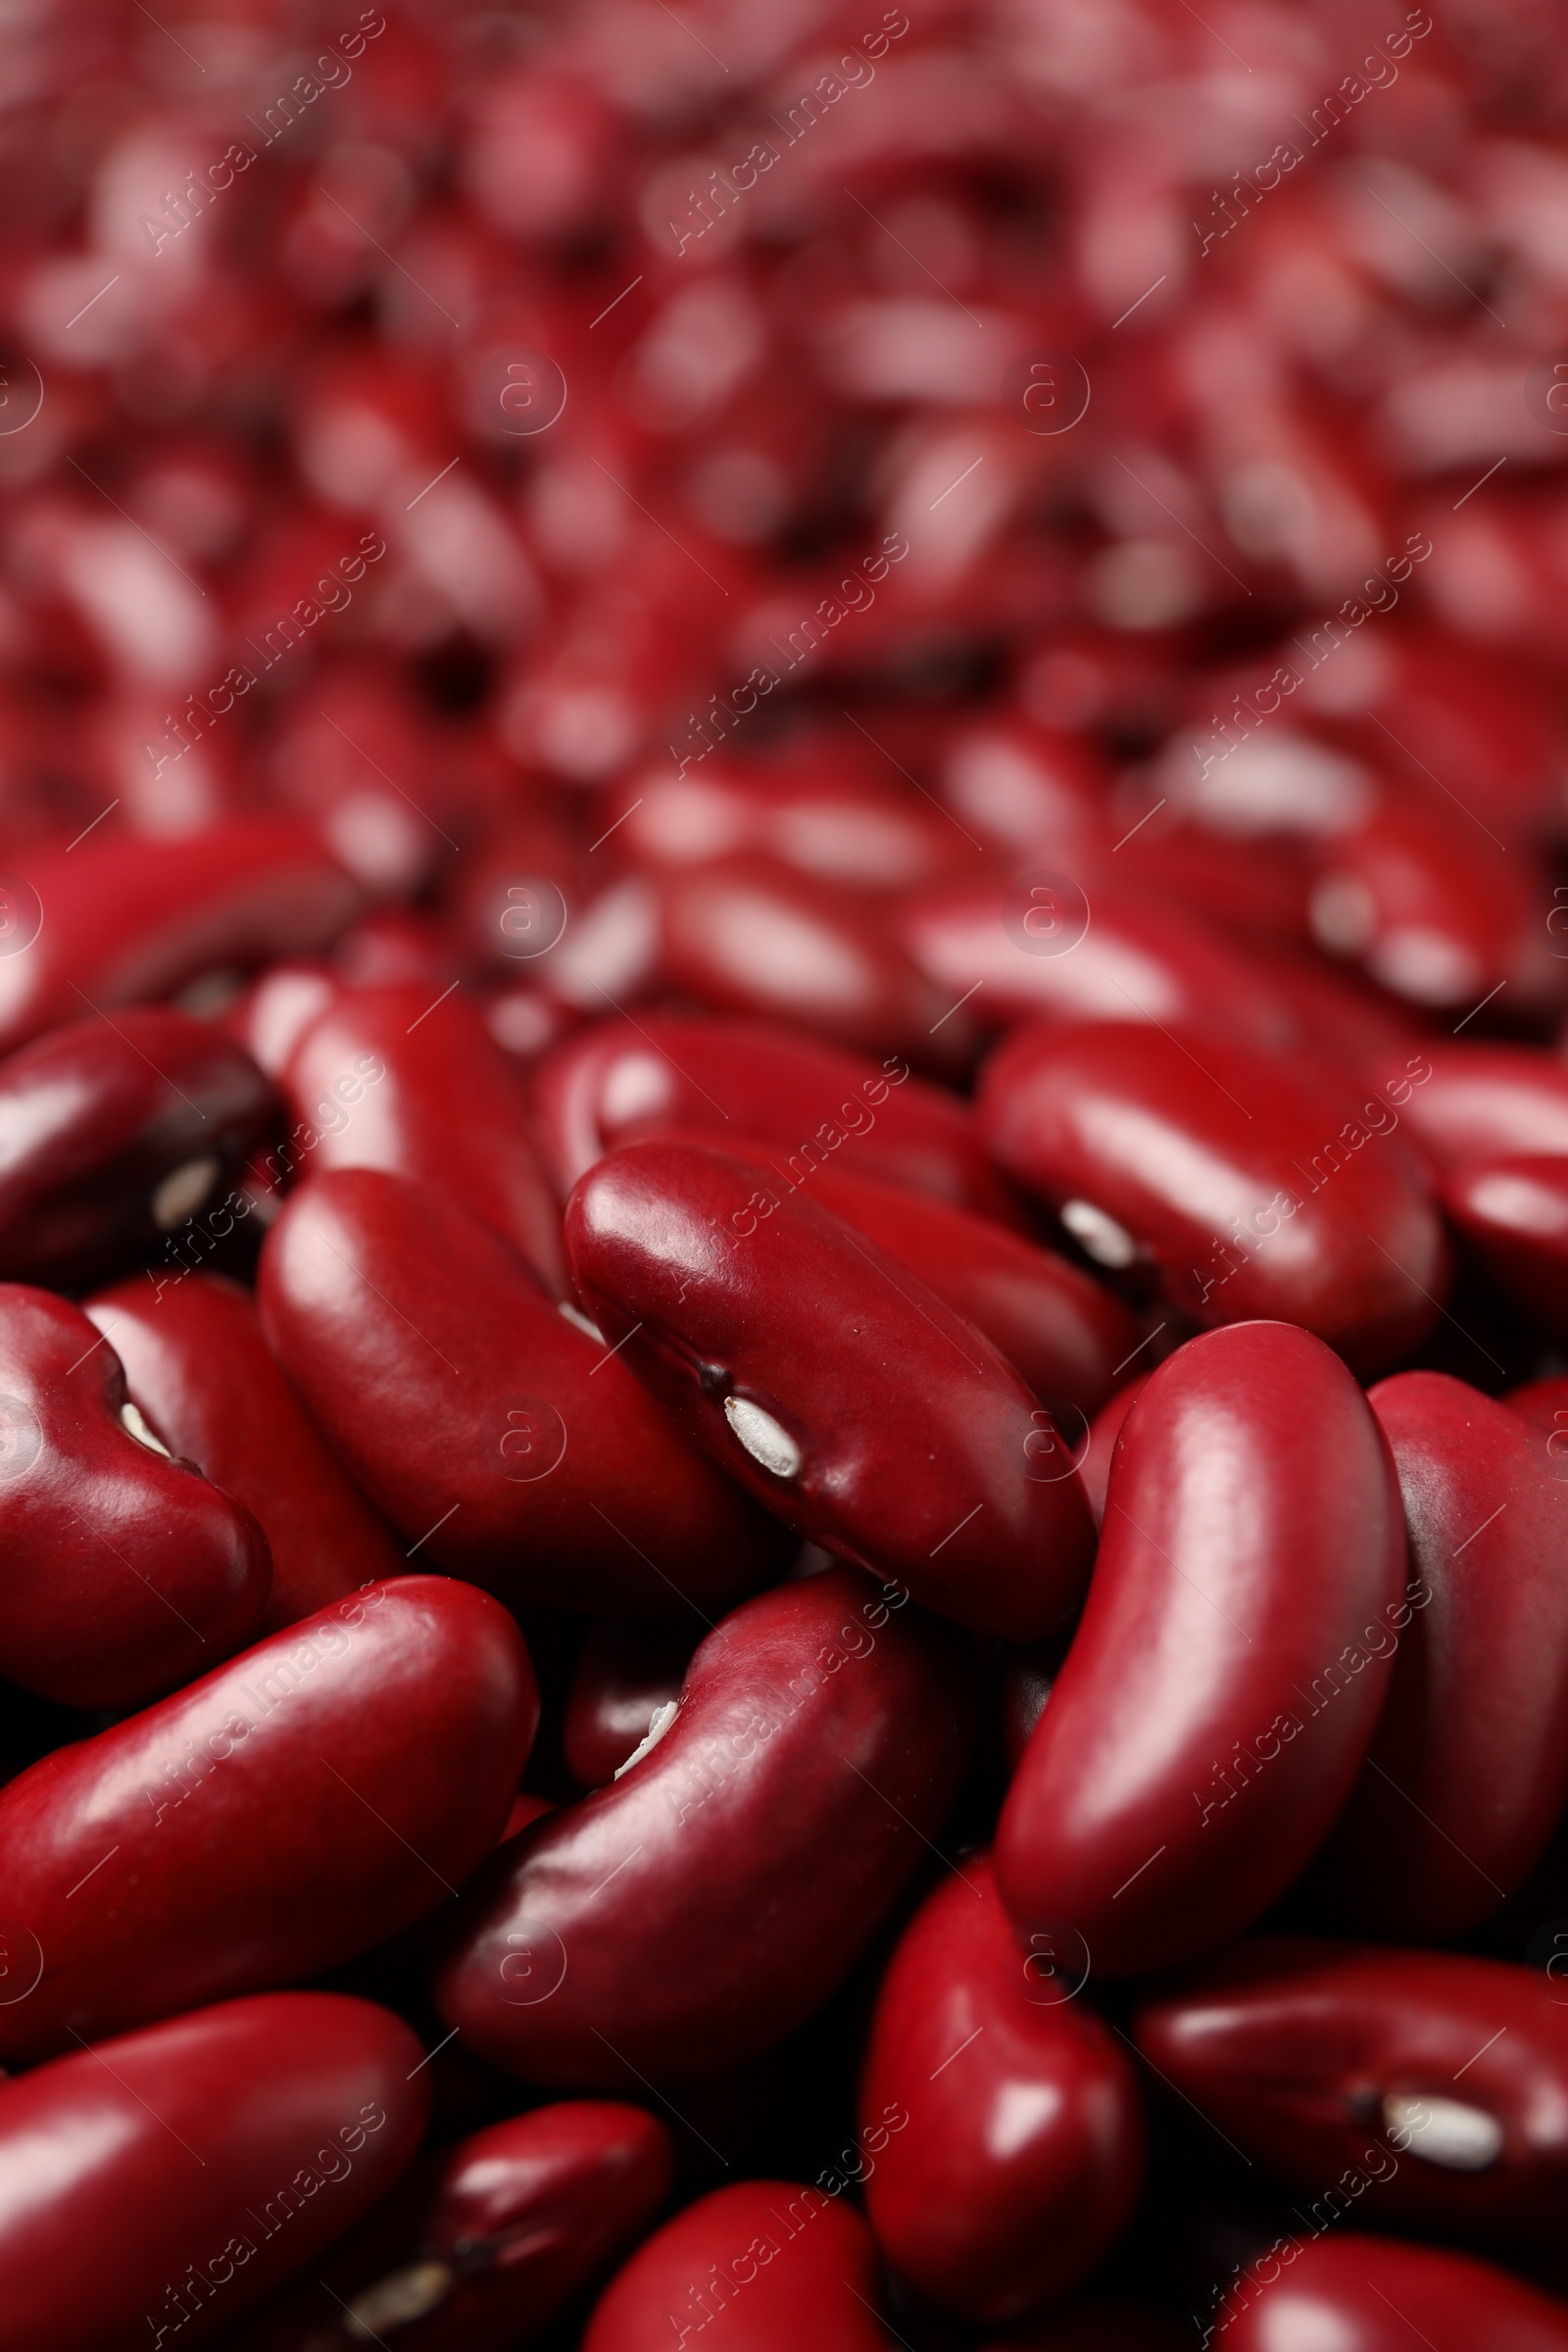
[1309,1372,1568,1937]
[280,983,568,1296]
[259,1168,785,1616]
[209,2101,672,2352]
[564,1617,698,1788]
[859,1857,1143,2322]
[995,1322,1405,1976]
[666,1128,1139,1413]
[1208,2232,1568,2350]
[0,1574,535,2062]
[0,1990,427,2352]
[564,1138,1096,1639]
[1368,1041,1568,1174]
[84,1271,406,1634]
[1135,1940,1568,2252]
[0,824,361,1059]
[979,1020,1446,1374]
[0,1283,270,1707]
[1079,1375,1150,1527]
[1441,1156,1568,1336]
[580,2180,889,2352]
[431,1566,971,2088]
[0,1007,275,1287]
[617,755,956,894]
[528,1011,1024,1226]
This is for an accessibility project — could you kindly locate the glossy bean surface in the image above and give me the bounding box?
[564,1618,698,1788]
[1442,1155,1568,1336]
[1209,2230,1568,2349]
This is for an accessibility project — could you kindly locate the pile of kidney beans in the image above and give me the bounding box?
[14,1,1568,2347]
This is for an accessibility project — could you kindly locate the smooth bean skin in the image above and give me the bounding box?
[0,1990,426,2352]
[0,1284,270,1707]
[432,1567,972,2087]
[1209,2231,1568,2350]
[1368,1041,1568,1174]
[580,2180,888,2352]
[282,983,568,1296]
[995,1323,1405,1976]
[1442,1156,1568,1335]
[1309,1373,1568,1937]
[528,1011,1023,1224]
[564,1618,697,1788]
[0,1009,275,1286]
[85,1272,407,1634]
[0,825,361,1058]
[1135,1941,1568,2251]
[859,1859,1144,2322]
[0,1575,535,2062]
[666,1128,1139,1414]
[980,1021,1446,1374]
[1080,1376,1149,1526]
[564,1139,1096,1639]
[210,2102,672,2352]
[259,1169,785,1616]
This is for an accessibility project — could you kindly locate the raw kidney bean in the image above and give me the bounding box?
[0,825,361,1059]
[858,1857,1144,2322]
[1209,2233,1568,2350]
[1369,1041,1568,1173]
[258,1168,785,1616]
[1441,1156,1568,1336]
[0,1990,426,2352]
[431,1566,971,2088]
[0,1575,534,2062]
[280,983,568,1297]
[528,1011,1024,1225]
[564,1617,698,1788]
[0,1008,274,1287]
[564,1138,1096,1640]
[0,1283,270,1707]
[995,1322,1405,1976]
[84,1271,406,1633]
[1308,1372,1568,1937]
[580,2180,889,2352]
[979,1020,1446,1375]
[666,1128,1139,1413]
[1135,1940,1568,2250]
[209,2101,672,2352]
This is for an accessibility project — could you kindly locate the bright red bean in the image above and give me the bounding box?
[580,2180,888,2352]
[432,1566,971,2087]
[564,1138,1097,1639]
[1136,1940,1568,2251]
[995,1323,1405,1976]
[0,1991,427,2352]
[528,1011,1023,1225]
[1309,1372,1568,1937]
[0,1575,535,2062]
[564,1617,697,1788]
[281,982,568,1296]
[979,1021,1446,1374]
[0,1283,270,1707]
[259,1168,785,1616]
[859,1858,1144,2321]
[84,1271,406,1633]
[1208,2232,1568,2350]
[210,2101,672,2352]
[1370,1040,1568,1174]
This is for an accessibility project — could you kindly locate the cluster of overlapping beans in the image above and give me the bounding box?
[11,1,1568,2348]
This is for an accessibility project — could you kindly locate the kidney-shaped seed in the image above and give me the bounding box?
[1210,2231,1568,2350]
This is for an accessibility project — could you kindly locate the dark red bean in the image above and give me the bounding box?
[859,1857,1144,2321]
[1309,1372,1568,1937]
[1442,1155,1568,1336]
[0,1991,427,2352]
[84,1271,406,1634]
[432,1567,971,2088]
[564,1617,698,1788]
[0,1575,534,2062]
[979,1020,1446,1374]
[258,1168,785,1617]
[1135,1940,1568,2252]
[0,1007,274,1287]
[528,1011,1023,1225]
[996,1323,1405,1975]
[580,2180,889,2351]
[564,1138,1096,1639]
[0,1283,270,1707]
[1208,2232,1568,2350]
[281,982,568,1297]
[1370,1041,1568,1174]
